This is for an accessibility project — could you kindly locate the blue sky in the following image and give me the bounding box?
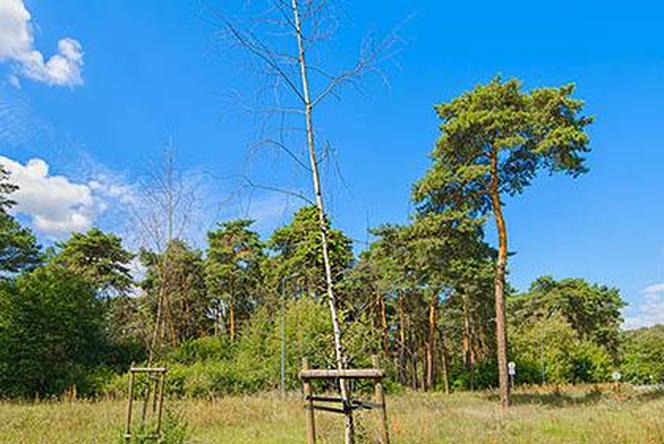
[0,0,662,327]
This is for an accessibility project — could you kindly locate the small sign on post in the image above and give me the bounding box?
[612,371,621,382]
[508,361,516,388]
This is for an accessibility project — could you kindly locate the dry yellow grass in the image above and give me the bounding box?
[1,385,663,443]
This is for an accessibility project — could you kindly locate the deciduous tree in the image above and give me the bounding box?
[0,266,104,397]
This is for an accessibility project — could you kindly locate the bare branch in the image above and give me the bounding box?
[204,6,305,103]
[205,172,315,206]
[312,28,402,107]
[224,89,304,116]
[248,138,312,172]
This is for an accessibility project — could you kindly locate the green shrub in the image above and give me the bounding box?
[0,266,106,398]
[450,359,499,390]
[621,325,664,384]
[119,409,190,444]
[167,336,233,364]
[572,341,612,383]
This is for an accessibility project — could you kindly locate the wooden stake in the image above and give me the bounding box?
[141,374,150,423]
[156,373,166,435]
[302,358,316,444]
[151,377,159,414]
[372,356,390,444]
[125,371,135,442]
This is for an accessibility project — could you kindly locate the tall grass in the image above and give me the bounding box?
[1,385,662,443]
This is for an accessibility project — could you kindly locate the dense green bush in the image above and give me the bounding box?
[621,325,664,384]
[167,336,233,364]
[450,359,499,390]
[102,295,631,397]
[508,313,616,385]
[0,266,106,397]
[102,298,384,397]
[572,341,613,383]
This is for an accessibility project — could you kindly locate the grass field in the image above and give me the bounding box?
[1,385,663,443]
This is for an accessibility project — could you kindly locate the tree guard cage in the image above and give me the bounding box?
[300,356,390,444]
[124,366,167,442]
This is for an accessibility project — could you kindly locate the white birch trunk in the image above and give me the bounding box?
[290,1,355,442]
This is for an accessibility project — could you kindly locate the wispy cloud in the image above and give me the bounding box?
[0,0,84,87]
[642,283,664,295]
[623,283,664,330]
[1,151,305,246]
[209,188,301,239]
[244,193,300,233]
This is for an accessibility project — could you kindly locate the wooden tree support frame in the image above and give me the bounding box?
[300,356,390,444]
[124,366,167,442]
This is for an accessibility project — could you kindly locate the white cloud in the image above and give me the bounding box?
[0,0,83,87]
[0,155,136,238]
[623,283,664,330]
[1,155,94,235]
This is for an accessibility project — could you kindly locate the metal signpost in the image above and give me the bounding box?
[508,361,516,389]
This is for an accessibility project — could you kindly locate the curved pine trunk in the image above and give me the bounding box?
[425,293,438,390]
[490,148,510,408]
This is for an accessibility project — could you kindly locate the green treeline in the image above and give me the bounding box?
[1,177,660,400]
[0,79,662,399]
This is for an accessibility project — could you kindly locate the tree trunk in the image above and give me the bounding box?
[426,292,438,390]
[148,285,164,365]
[165,294,177,346]
[378,291,389,355]
[440,332,450,395]
[489,148,510,408]
[291,1,354,441]
[411,348,419,390]
[397,291,407,385]
[229,300,236,342]
[148,254,169,365]
[462,292,476,390]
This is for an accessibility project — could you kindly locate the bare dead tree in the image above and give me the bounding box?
[205,2,401,442]
[128,145,201,364]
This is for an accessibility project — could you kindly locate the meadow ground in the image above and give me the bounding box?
[1,385,663,444]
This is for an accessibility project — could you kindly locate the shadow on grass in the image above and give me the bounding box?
[632,387,664,403]
[484,385,664,407]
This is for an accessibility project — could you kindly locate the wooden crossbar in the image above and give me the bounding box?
[130,367,167,373]
[300,368,385,380]
[306,395,344,403]
[308,404,347,414]
[301,356,390,444]
[305,395,383,410]
[125,366,167,442]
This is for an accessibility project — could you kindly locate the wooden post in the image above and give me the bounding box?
[125,370,135,442]
[302,358,316,444]
[372,356,390,444]
[156,373,166,435]
[141,372,150,423]
[151,377,158,414]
